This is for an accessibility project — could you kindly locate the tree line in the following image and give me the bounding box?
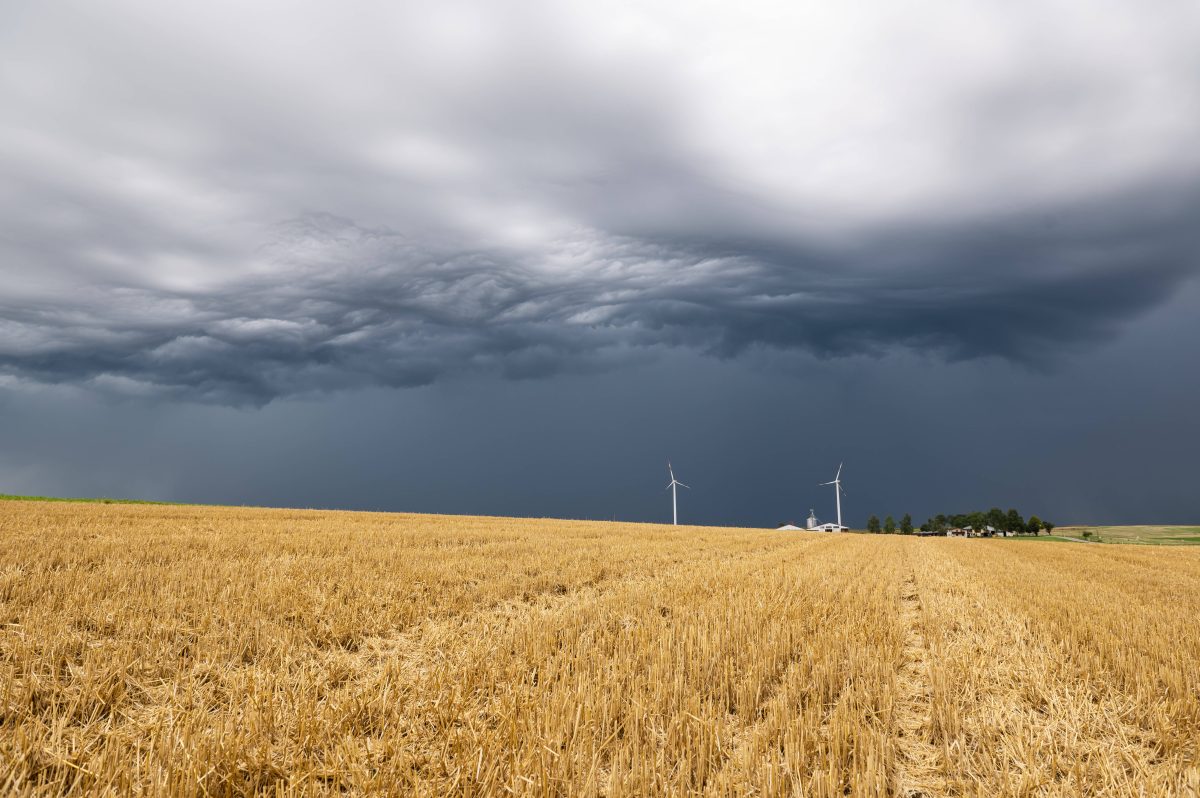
[865,513,912,534]
[864,508,1055,535]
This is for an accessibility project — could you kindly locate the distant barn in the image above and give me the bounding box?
[776,510,847,532]
[806,508,847,532]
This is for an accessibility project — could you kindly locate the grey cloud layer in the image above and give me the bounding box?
[2,1,1199,403]
[3,193,1195,404]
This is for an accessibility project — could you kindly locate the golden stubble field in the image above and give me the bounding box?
[1,501,1198,796]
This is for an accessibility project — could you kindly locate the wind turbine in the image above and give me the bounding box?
[819,463,846,529]
[666,461,690,526]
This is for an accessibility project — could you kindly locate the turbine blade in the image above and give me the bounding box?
[835,462,843,480]
[677,482,690,489]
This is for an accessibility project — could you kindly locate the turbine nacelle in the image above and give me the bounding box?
[819,462,846,494]
[667,460,690,490]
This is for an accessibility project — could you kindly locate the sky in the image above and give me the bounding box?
[1,0,1198,527]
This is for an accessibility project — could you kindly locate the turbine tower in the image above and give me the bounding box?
[666,461,690,526]
[819,463,846,529]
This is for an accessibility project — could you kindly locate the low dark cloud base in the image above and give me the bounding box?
[2,183,1197,405]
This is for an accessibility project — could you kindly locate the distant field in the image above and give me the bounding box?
[0,493,172,506]
[1056,525,1200,545]
[2,501,1199,795]
[1005,534,1081,543]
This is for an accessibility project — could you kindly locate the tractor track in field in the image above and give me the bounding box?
[892,569,947,798]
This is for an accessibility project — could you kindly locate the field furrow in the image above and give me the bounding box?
[890,566,946,798]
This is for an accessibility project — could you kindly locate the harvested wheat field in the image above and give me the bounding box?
[1,501,1198,796]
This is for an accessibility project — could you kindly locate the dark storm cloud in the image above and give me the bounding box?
[2,186,1196,404]
[2,1,1199,404]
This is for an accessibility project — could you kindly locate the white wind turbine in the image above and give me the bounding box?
[819,463,847,529]
[666,461,690,526]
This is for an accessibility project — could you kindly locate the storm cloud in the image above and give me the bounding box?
[3,195,1198,404]
[3,0,1199,404]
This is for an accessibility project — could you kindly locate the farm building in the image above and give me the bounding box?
[775,510,847,532]
[946,526,1005,538]
[805,508,848,532]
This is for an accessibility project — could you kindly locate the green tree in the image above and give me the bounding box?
[920,521,932,532]
[1027,515,1042,535]
[900,513,913,535]
[1044,521,1056,535]
[986,507,1006,531]
[933,514,948,532]
[867,515,881,534]
[1006,508,1024,534]
[884,515,896,534]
